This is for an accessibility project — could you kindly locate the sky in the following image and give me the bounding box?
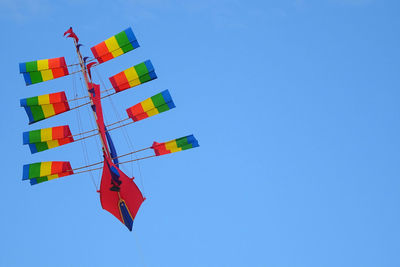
[0,0,399,266]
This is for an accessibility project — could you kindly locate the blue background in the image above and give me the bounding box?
[1,0,399,266]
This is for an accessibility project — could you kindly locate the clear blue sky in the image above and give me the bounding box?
[1,0,399,266]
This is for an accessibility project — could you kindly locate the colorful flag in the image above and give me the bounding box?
[152,135,199,156]
[20,91,70,124]
[22,161,73,185]
[109,60,157,92]
[91,28,139,64]
[126,90,175,122]
[19,57,69,85]
[23,125,74,153]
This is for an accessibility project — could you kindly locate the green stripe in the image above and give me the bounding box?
[138,73,151,83]
[29,129,41,143]
[29,71,43,84]
[176,137,190,148]
[155,103,170,113]
[25,61,38,72]
[29,163,41,178]
[26,96,39,106]
[134,62,149,77]
[121,44,134,54]
[180,143,194,151]
[114,31,133,53]
[35,142,49,152]
[35,176,49,184]
[151,93,167,107]
[30,106,45,122]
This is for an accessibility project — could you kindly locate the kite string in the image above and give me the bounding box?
[71,155,155,175]
[76,73,98,189]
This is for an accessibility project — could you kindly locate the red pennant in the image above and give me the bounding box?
[87,62,96,79]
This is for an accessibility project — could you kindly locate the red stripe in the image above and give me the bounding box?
[48,58,60,69]
[58,137,74,145]
[59,57,67,67]
[51,161,63,175]
[127,104,147,121]
[100,53,114,63]
[112,72,129,92]
[52,67,66,78]
[94,42,109,59]
[52,102,70,115]
[52,126,63,139]
[49,92,66,103]
[91,46,100,60]
[133,113,149,122]
[154,144,170,156]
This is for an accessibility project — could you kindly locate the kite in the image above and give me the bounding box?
[19,27,199,231]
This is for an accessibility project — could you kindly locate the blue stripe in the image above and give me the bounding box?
[23,106,34,124]
[22,164,30,180]
[29,144,38,154]
[110,166,120,178]
[148,71,157,80]
[186,134,195,143]
[105,128,119,167]
[119,200,133,231]
[22,131,30,144]
[23,72,32,86]
[167,101,176,109]
[20,98,27,107]
[30,178,38,185]
[161,90,172,103]
[144,60,154,72]
[19,62,26,73]
[124,28,137,44]
[191,140,199,148]
[131,40,140,49]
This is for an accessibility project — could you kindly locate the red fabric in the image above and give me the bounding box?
[152,143,170,156]
[126,103,146,121]
[86,62,96,79]
[63,28,73,36]
[48,57,63,68]
[88,82,109,153]
[52,102,70,115]
[110,72,129,92]
[48,92,65,103]
[100,158,144,226]
[58,137,74,145]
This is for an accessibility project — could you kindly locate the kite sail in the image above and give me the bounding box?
[20,27,199,231]
[20,92,70,124]
[152,135,199,156]
[91,27,139,64]
[126,90,175,122]
[23,125,74,153]
[109,60,157,92]
[23,161,74,185]
[19,57,69,85]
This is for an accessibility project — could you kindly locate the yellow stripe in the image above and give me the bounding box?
[124,67,139,84]
[41,128,53,142]
[146,107,159,117]
[38,94,50,105]
[41,104,56,118]
[165,140,181,153]
[40,162,53,177]
[37,59,49,71]
[105,36,123,58]
[128,78,141,88]
[141,98,156,112]
[40,69,54,81]
[47,174,60,181]
[46,140,60,149]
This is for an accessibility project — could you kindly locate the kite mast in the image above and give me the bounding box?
[72,37,111,159]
